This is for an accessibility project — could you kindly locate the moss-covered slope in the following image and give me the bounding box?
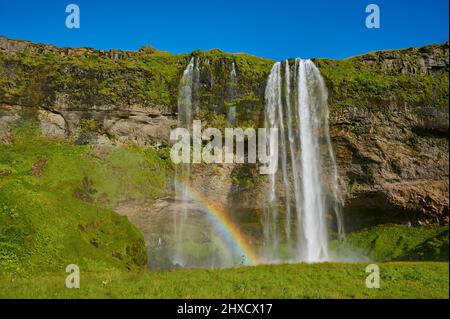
[0,120,175,273]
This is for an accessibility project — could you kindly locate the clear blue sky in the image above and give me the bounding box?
[0,0,448,61]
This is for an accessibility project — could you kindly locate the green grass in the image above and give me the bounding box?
[330,224,449,261]
[2,120,171,207]
[0,262,447,298]
[0,179,146,273]
[0,121,173,273]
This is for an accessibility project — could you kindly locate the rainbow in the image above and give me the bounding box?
[175,180,260,266]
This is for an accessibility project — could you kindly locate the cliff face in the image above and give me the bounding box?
[318,44,449,228]
[0,36,448,228]
[0,36,272,146]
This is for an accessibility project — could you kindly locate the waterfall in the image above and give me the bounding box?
[173,57,244,268]
[173,57,197,266]
[263,59,344,263]
[177,57,199,127]
[227,61,237,125]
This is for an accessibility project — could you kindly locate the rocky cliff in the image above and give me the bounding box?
[0,36,448,230]
[318,44,449,228]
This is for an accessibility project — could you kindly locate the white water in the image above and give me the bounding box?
[173,57,243,268]
[172,57,343,267]
[263,59,344,263]
[173,58,196,266]
[227,61,237,125]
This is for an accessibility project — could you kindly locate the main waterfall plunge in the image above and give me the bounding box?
[262,60,344,263]
[169,57,344,268]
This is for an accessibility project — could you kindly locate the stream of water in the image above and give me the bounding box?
[172,57,344,267]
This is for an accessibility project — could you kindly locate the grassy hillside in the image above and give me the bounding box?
[0,262,447,298]
[330,224,449,261]
[0,120,173,273]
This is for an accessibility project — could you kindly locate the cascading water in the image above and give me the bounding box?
[171,56,343,267]
[173,57,196,266]
[263,59,344,263]
[173,57,245,268]
[227,61,237,125]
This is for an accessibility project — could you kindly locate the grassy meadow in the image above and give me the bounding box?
[0,262,448,299]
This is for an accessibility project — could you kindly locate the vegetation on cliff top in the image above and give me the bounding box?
[1,38,447,131]
[316,43,449,111]
[0,39,273,121]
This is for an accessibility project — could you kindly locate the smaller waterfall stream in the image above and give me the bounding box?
[173,57,196,266]
[227,61,237,125]
[173,57,245,268]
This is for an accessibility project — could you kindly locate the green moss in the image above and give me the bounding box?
[315,44,449,111]
[330,224,449,261]
[0,120,175,273]
[0,46,190,109]
[347,179,359,193]
[0,179,147,273]
[0,43,276,126]
[1,41,448,128]
[79,118,100,132]
[181,50,273,127]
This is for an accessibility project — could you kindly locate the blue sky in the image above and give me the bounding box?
[0,0,448,61]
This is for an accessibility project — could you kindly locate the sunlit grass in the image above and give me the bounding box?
[0,262,447,299]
